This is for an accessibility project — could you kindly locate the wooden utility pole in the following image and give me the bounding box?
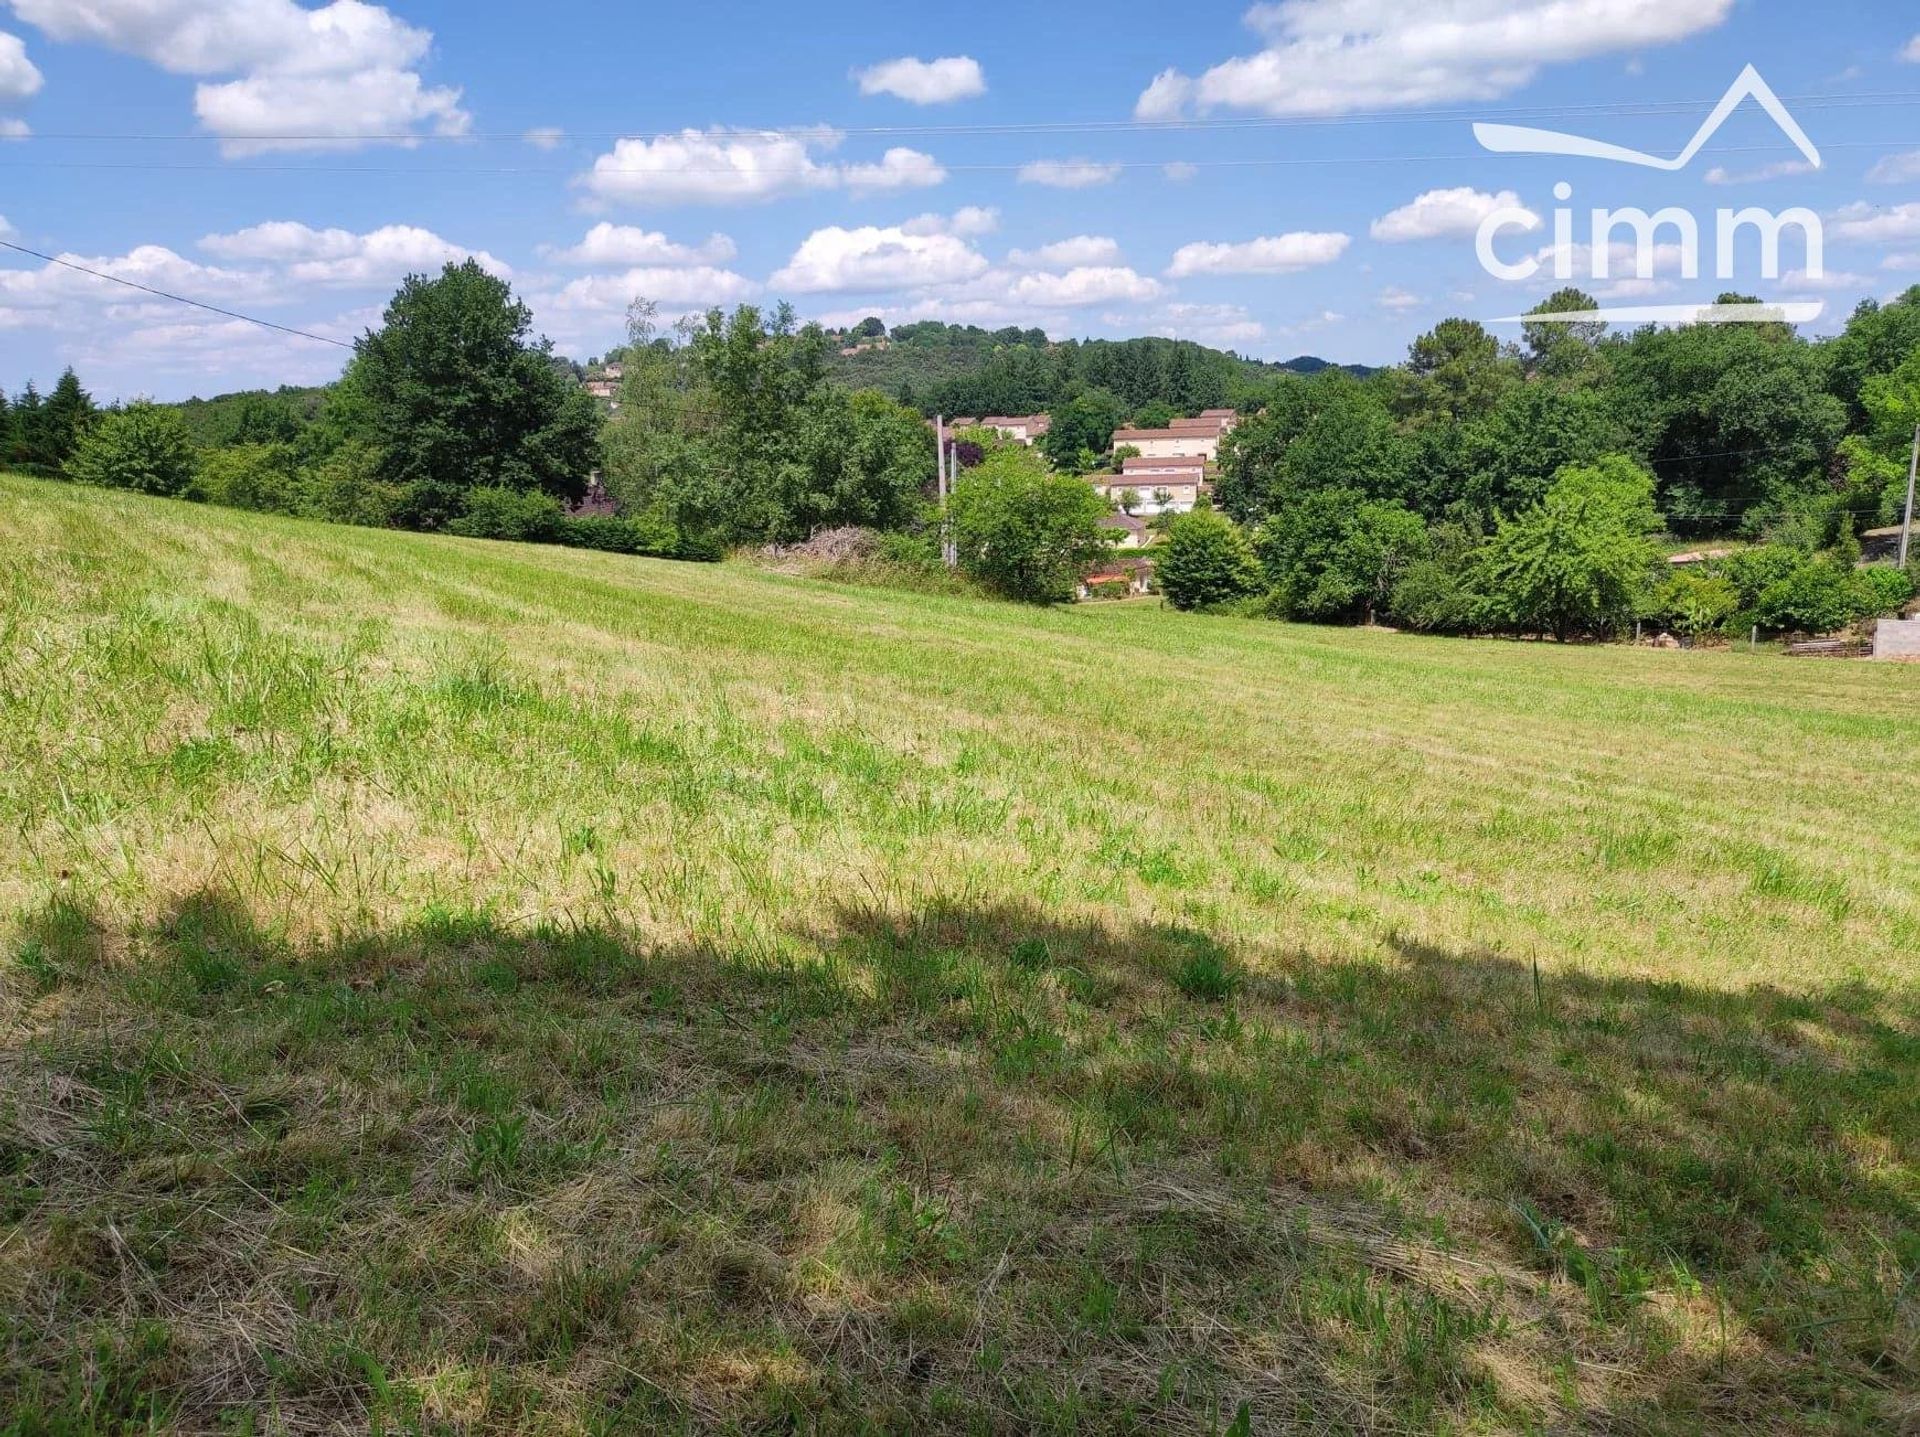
[1901,423,1919,569]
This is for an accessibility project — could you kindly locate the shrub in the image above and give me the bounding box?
[1157,509,1262,611]
[1852,564,1914,620]
[447,486,565,542]
[1478,456,1661,640]
[1646,569,1740,637]
[188,443,302,514]
[949,447,1112,604]
[64,402,197,496]
[1752,558,1858,635]
[302,443,402,528]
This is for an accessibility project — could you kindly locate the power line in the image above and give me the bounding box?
[11,89,1920,144]
[3,137,1915,179]
[0,240,354,349]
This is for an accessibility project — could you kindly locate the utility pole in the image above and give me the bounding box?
[935,416,956,568]
[1901,423,1919,570]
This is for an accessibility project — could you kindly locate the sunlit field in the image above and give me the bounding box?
[3,470,1917,1433]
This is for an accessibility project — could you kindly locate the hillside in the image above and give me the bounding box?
[3,473,1918,1431]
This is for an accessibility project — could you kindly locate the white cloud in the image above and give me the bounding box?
[1904,35,1920,63]
[1163,161,1199,183]
[577,128,944,206]
[1377,285,1425,311]
[197,221,509,286]
[535,266,758,314]
[1005,266,1161,307]
[1371,187,1537,242]
[0,213,12,236]
[524,126,564,151]
[1136,0,1735,118]
[854,55,985,104]
[9,0,469,154]
[1703,159,1817,186]
[0,244,280,319]
[542,223,737,267]
[0,29,41,102]
[1017,159,1123,189]
[770,223,989,293]
[1868,151,1920,185]
[841,146,946,195]
[0,117,25,137]
[1776,267,1871,293]
[1884,253,1920,273]
[1277,309,1344,338]
[1128,301,1265,347]
[1830,202,1920,245]
[1007,236,1123,269]
[901,206,999,238]
[1166,231,1351,277]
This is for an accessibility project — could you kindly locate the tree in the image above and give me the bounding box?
[41,369,97,467]
[1479,456,1662,640]
[1397,318,1520,425]
[949,446,1112,603]
[65,402,198,496]
[1256,491,1429,623]
[779,388,934,538]
[1132,400,1177,429]
[1158,509,1262,611]
[1522,288,1608,380]
[1840,347,1920,528]
[1039,390,1124,472]
[346,260,601,508]
[854,316,887,339]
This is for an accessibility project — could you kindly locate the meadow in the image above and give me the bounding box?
[2,470,1917,1433]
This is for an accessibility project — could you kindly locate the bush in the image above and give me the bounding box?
[1752,558,1859,635]
[1852,564,1914,620]
[302,443,402,528]
[949,447,1113,604]
[1478,456,1661,640]
[1158,509,1262,611]
[64,402,197,496]
[447,486,565,542]
[187,443,302,514]
[1646,569,1740,638]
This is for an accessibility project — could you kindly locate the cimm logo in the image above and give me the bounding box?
[1472,66,1826,325]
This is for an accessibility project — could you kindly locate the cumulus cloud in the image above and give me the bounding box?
[0,29,41,103]
[9,0,470,154]
[1703,159,1817,186]
[770,222,989,293]
[854,55,985,104]
[1135,0,1734,118]
[577,128,943,205]
[1830,202,1920,245]
[197,221,509,285]
[1007,236,1123,269]
[0,244,281,319]
[1017,159,1123,189]
[1162,161,1199,182]
[1372,188,1537,242]
[1377,285,1425,311]
[1868,151,1920,185]
[534,267,758,316]
[842,146,947,195]
[1128,301,1265,347]
[901,206,999,238]
[542,223,736,267]
[523,126,565,151]
[1165,231,1351,277]
[1005,266,1160,307]
[1904,35,1920,63]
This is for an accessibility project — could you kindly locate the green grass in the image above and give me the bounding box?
[2,471,1918,1433]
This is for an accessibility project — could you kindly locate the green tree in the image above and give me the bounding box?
[1039,390,1124,472]
[1132,400,1177,429]
[1839,347,1920,528]
[1521,288,1608,380]
[1157,509,1262,611]
[65,402,198,496]
[1396,318,1520,425]
[40,369,97,467]
[779,388,935,538]
[949,446,1112,603]
[345,260,601,508]
[1256,491,1429,623]
[1479,456,1662,640]
[189,442,301,513]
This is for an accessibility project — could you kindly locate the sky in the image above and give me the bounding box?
[1,0,1919,402]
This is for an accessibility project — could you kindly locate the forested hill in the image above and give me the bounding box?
[823,322,1372,415]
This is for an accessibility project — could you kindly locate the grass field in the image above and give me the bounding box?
[3,470,1918,1433]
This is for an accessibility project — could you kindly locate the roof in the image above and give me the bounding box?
[1111,427,1218,444]
[1100,512,1147,532]
[1121,454,1206,472]
[1199,408,1236,418]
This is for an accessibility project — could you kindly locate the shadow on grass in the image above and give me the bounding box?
[1,890,1915,1433]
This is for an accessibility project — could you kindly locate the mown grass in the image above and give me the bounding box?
[1,471,1917,1433]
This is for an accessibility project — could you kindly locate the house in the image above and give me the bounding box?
[1076,556,1154,600]
[1198,408,1239,433]
[1090,455,1209,515]
[1111,426,1220,461]
[1099,512,1150,549]
[978,415,1052,445]
[584,378,619,401]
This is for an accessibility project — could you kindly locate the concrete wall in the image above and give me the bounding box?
[1873,617,1920,659]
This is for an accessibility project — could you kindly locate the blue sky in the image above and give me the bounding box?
[2,0,1919,401]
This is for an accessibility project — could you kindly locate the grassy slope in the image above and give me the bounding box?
[2,471,1917,1433]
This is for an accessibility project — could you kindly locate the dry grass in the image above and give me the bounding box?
[2,472,1918,1433]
